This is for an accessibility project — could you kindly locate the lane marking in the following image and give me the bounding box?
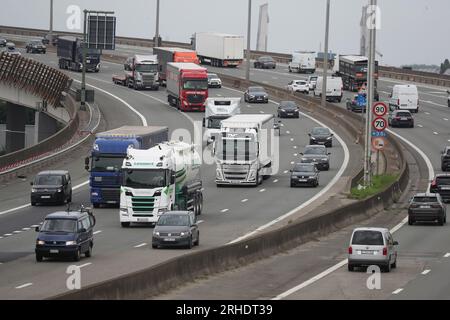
[421,269,431,275]
[259,110,265,114]
[283,170,288,174]
[273,179,279,183]
[93,230,102,235]
[259,189,266,193]
[419,100,447,108]
[197,220,204,224]
[424,112,430,115]
[290,138,294,141]
[220,209,229,213]
[12,231,21,234]
[134,243,147,248]
[290,161,295,165]
[3,234,13,237]
[241,199,248,203]
[392,288,404,295]
[78,262,92,268]
[293,146,297,149]
[444,253,450,258]
[433,132,438,135]
[22,227,30,231]
[294,153,298,157]
[417,124,423,128]
[444,118,448,121]
[286,130,291,134]
[15,283,33,289]
[30,225,39,228]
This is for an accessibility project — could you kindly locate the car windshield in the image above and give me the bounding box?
[396,112,411,117]
[436,177,450,185]
[312,128,330,135]
[31,41,41,45]
[157,215,189,226]
[309,76,317,81]
[249,87,265,93]
[124,169,167,188]
[280,102,297,109]
[91,156,123,172]
[41,219,76,233]
[135,64,158,72]
[304,147,326,155]
[183,79,208,90]
[351,231,384,245]
[294,165,314,172]
[208,74,218,79]
[413,196,438,203]
[297,81,307,85]
[35,175,62,186]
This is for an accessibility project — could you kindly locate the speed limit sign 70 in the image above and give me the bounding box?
[373,102,387,117]
[372,117,387,131]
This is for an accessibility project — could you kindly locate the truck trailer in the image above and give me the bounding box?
[153,47,199,86]
[120,140,203,227]
[334,55,379,92]
[85,126,169,208]
[214,114,275,186]
[57,36,101,72]
[193,32,244,67]
[166,62,208,112]
[203,97,241,145]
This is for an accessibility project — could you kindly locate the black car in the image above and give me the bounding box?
[244,86,269,103]
[35,207,96,262]
[441,146,450,171]
[430,174,450,203]
[290,163,319,187]
[408,193,447,226]
[26,40,46,54]
[0,38,6,47]
[30,170,72,206]
[278,101,299,118]
[309,127,334,147]
[346,95,367,113]
[388,110,414,128]
[300,145,331,171]
[254,56,276,69]
[152,211,199,249]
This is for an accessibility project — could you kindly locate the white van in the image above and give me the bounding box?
[314,76,343,103]
[389,84,419,113]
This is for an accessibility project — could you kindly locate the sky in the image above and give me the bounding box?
[0,0,448,66]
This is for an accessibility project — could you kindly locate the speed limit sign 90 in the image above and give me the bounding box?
[372,117,387,132]
[372,102,387,117]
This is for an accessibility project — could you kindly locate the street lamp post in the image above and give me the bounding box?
[321,0,331,107]
[154,0,160,47]
[49,0,53,39]
[246,0,252,82]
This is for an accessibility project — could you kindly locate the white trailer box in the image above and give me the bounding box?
[288,51,316,73]
[195,32,244,67]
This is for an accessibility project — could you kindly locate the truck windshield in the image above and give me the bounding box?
[208,116,229,129]
[183,79,208,90]
[216,135,257,161]
[135,64,158,73]
[91,156,123,172]
[124,169,167,189]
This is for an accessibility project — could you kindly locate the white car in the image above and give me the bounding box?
[286,80,309,94]
[307,75,318,90]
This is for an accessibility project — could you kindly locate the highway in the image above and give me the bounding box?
[0,48,355,299]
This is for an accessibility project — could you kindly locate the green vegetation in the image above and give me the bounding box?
[350,174,398,200]
[440,59,450,75]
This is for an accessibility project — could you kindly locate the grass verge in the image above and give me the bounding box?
[350,174,398,200]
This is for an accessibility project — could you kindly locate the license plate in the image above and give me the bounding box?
[401,117,407,120]
[420,205,431,209]
[50,249,59,254]
[137,218,149,222]
[318,142,325,144]
[164,238,175,242]
[287,113,293,116]
[41,196,51,199]
[298,179,307,182]
[361,250,373,255]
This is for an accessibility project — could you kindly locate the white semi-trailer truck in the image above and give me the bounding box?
[214,114,275,186]
[119,141,203,227]
[203,97,241,145]
[193,32,244,67]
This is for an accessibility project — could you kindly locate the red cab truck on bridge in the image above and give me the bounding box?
[153,47,199,86]
[166,62,208,112]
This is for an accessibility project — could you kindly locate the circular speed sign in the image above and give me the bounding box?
[372,102,388,117]
[372,117,387,132]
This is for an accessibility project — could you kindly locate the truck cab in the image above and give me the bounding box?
[203,97,241,145]
[124,55,159,90]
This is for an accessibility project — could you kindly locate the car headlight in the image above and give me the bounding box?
[180,232,186,237]
[66,241,77,246]
[311,137,316,140]
[326,137,332,140]
[301,158,307,161]
[37,240,45,245]
[280,109,286,112]
[57,188,62,193]
[249,95,255,99]
[91,192,99,196]
[32,188,37,193]
[154,232,160,236]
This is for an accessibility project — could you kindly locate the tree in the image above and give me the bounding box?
[440,58,450,74]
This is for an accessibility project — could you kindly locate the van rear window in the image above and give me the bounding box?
[351,231,384,245]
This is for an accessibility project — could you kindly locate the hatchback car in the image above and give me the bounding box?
[286,80,309,94]
[244,86,269,103]
[309,127,333,147]
[152,211,199,249]
[30,170,72,206]
[408,193,447,226]
[26,40,46,54]
[300,145,330,171]
[207,73,222,88]
[290,163,319,187]
[254,56,276,69]
[430,173,450,203]
[0,38,7,47]
[388,110,414,128]
[440,146,450,172]
[348,227,398,272]
[278,101,300,118]
[35,207,96,262]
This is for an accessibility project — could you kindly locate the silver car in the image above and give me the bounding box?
[348,227,398,272]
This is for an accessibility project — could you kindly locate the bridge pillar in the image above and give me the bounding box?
[5,103,26,153]
[34,111,57,144]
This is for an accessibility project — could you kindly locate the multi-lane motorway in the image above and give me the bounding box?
[0,46,356,299]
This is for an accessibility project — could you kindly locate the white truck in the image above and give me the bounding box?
[214,114,275,186]
[389,84,419,113]
[203,97,241,145]
[288,51,316,74]
[119,141,203,227]
[113,54,159,90]
[193,32,244,67]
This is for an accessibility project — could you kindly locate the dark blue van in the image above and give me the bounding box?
[35,208,96,262]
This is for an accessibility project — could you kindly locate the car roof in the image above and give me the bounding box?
[45,211,87,220]
[36,170,69,176]
[352,227,389,233]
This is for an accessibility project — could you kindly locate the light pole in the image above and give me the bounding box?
[246,0,252,82]
[154,0,160,47]
[321,0,331,107]
[49,0,53,39]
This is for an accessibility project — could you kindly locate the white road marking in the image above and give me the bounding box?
[247,104,252,108]
[293,146,297,149]
[444,118,448,121]
[417,124,423,128]
[22,228,30,231]
[286,130,291,134]
[197,220,204,224]
[444,253,450,258]
[30,225,39,228]
[290,138,294,141]
[78,262,92,268]
[259,110,265,114]
[294,153,298,156]
[433,132,438,135]
[241,199,248,203]
[273,179,278,183]
[283,170,288,174]
[15,283,33,289]
[134,243,147,248]
[420,100,447,108]
[272,76,278,80]
[424,112,430,115]
[3,234,12,237]
[259,189,266,193]
[421,269,431,275]
[12,231,21,234]
[221,209,229,213]
[392,288,404,295]
[93,230,102,235]
[290,161,295,165]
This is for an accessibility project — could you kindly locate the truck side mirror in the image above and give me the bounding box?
[171,174,176,184]
[30,181,33,186]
